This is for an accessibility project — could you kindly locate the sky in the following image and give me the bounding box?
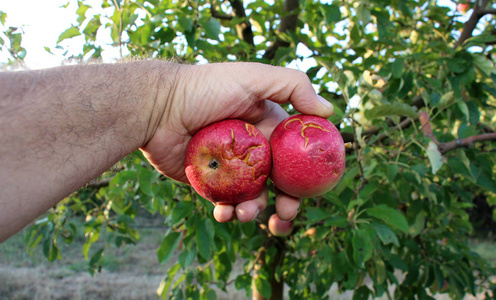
[0,0,458,70]
[0,0,122,69]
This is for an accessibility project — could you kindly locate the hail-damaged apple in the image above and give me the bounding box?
[269,114,345,198]
[184,119,271,205]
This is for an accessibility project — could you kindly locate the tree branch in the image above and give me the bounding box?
[229,0,254,47]
[210,3,233,20]
[419,111,496,154]
[439,133,496,154]
[85,178,111,189]
[263,0,299,60]
[419,111,440,145]
[480,8,496,15]
[454,0,490,48]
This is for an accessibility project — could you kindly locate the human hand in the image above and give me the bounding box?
[140,62,334,223]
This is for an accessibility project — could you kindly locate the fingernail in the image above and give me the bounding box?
[288,209,299,221]
[318,95,334,113]
[250,209,260,222]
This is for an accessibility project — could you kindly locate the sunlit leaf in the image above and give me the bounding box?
[365,103,417,120]
[57,26,81,44]
[426,141,444,174]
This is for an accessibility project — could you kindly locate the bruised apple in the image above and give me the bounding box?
[269,114,345,198]
[268,214,293,237]
[184,119,271,204]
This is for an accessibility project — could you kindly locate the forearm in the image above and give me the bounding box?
[0,61,177,241]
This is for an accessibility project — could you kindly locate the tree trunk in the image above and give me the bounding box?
[252,239,286,300]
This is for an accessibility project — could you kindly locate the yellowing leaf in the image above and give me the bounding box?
[426,141,444,174]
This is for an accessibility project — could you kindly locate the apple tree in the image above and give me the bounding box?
[14,0,496,299]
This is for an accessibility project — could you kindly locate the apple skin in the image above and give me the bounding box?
[184,119,271,205]
[269,114,345,198]
[268,214,293,237]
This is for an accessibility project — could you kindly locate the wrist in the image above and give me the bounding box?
[139,60,182,148]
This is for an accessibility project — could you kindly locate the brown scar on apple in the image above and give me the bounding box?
[226,129,268,182]
[245,123,259,137]
[285,118,331,147]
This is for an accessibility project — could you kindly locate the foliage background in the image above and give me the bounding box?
[2,0,496,299]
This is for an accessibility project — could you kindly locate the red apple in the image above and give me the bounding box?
[184,119,271,204]
[268,214,293,237]
[457,3,469,14]
[269,114,345,198]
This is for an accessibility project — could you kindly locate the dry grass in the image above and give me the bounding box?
[0,266,163,300]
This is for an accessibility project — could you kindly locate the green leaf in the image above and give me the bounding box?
[323,4,341,23]
[371,222,399,246]
[196,217,215,260]
[254,269,272,298]
[305,207,329,223]
[366,204,409,233]
[352,228,373,267]
[178,246,196,269]
[157,264,181,299]
[235,273,252,293]
[448,157,474,181]
[0,11,7,25]
[157,231,182,263]
[203,18,221,40]
[44,46,54,55]
[178,16,193,32]
[83,16,102,40]
[138,167,155,196]
[154,27,176,44]
[57,26,81,44]
[324,215,349,228]
[76,2,90,23]
[353,286,371,300]
[438,91,454,109]
[426,141,444,174]
[83,225,101,260]
[392,58,404,78]
[171,201,194,224]
[214,252,232,282]
[365,103,417,120]
[375,258,387,284]
[457,101,469,121]
[43,237,60,262]
[89,247,104,269]
[409,213,425,237]
[386,164,399,180]
[473,54,496,77]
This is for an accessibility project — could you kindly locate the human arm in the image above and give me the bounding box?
[0,61,334,242]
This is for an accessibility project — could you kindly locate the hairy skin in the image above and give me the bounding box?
[0,61,334,242]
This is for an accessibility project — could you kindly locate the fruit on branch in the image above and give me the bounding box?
[184,119,271,204]
[268,214,293,237]
[304,227,317,237]
[457,3,470,14]
[269,115,345,198]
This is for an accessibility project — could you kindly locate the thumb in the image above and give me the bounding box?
[240,63,334,118]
